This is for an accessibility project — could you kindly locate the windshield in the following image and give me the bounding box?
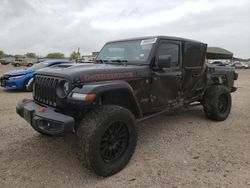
[28,62,50,71]
[96,38,156,63]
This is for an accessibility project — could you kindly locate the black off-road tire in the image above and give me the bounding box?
[202,85,231,121]
[77,105,137,177]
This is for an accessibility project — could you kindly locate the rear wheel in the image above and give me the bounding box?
[202,85,231,121]
[77,105,137,177]
[27,63,33,67]
[15,63,20,67]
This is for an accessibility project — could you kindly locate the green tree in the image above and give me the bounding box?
[46,52,65,59]
[25,52,36,58]
[70,51,81,61]
[0,50,4,58]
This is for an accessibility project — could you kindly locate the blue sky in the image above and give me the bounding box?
[0,0,249,58]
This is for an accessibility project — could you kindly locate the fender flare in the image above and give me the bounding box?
[69,80,143,118]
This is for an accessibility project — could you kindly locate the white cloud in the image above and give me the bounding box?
[0,0,249,58]
[89,0,248,30]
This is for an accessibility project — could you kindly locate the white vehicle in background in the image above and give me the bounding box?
[233,62,250,69]
[211,60,232,67]
[242,62,250,69]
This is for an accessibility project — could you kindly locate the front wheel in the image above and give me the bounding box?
[77,105,137,177]
[202,85,232,121]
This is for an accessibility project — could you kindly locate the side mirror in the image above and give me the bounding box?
[158,55,172,68]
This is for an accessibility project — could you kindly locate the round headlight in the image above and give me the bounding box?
[63,82,69,94]
[56,81,70,98]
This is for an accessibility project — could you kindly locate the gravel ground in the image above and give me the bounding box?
[0,64,250,188]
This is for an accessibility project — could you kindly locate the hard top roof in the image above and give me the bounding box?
[107,35,206,45]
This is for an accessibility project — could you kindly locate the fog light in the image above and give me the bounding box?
[37,120,63,132]
[38,122,50,130]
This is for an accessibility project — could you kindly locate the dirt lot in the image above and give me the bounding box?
[0,64,250,188]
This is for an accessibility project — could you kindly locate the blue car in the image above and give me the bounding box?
[0,60,71,91]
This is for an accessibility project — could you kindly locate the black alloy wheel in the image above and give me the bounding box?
[77,105,137,177]
[203,85,231,121]
[100,122,129,163]
[218,94,228,113]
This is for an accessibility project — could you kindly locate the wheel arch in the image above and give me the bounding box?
[71,80,143,118]
[210,74,228,87]
[100,88,142,118]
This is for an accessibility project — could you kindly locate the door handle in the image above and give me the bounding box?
[175,74,182,79]
[192,73,200,78]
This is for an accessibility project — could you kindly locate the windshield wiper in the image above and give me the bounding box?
[94,59,110,64]
[111,59,128,65]
[95,59,128,65]
[94,59,103,64]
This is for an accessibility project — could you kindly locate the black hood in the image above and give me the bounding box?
[36,63,151,83]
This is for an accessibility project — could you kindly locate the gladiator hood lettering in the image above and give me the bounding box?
[36,63,149,83]
[83,72,136,82]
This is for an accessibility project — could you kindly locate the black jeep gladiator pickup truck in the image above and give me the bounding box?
[16,36,237,176]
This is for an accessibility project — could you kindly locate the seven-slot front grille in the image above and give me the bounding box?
[33,75,62,107]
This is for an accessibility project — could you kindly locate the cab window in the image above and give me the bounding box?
[185,44,206,67]
[157,42,180,67]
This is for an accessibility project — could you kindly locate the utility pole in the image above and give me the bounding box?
[77,47,81,62]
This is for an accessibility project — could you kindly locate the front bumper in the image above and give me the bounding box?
[0,76,7,87]
[0,77,25,89]
[16,100,75,135]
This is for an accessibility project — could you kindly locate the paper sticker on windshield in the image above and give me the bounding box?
[140,38,157,45]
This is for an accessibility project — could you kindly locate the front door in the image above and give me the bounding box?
[151,40,182,109]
